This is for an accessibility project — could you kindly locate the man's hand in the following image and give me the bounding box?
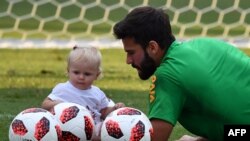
[177,135,208,141]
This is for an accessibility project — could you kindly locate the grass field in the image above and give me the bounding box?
[1,48,249,140]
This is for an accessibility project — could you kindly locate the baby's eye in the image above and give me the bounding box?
[84,72,92,76]
[73,71,80,74]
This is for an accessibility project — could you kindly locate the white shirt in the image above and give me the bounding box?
[48,81,109,124]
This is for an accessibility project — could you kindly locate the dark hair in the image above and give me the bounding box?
[113,6,175,50]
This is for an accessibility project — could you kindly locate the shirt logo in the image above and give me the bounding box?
[149,75,156,103]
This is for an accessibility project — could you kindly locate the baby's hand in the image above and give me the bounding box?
[114,102,125,110]
[48,100,64,112]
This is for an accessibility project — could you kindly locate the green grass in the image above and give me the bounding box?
[1,48,249,140]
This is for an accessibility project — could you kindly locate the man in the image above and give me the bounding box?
[113,6,250,141]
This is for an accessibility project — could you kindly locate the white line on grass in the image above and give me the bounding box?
[0,38,249,49]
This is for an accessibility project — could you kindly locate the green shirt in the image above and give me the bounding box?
[148,38,250,141]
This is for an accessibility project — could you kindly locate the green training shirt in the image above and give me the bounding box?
[148,38,250,141]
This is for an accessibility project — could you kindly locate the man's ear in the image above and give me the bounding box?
[147,40,160,55]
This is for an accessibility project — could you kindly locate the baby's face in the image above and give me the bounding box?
[68,61,99,90]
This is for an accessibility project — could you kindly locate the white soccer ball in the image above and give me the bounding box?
[9,108,62,141]
[101,107,153,141]
[51,102,95,141]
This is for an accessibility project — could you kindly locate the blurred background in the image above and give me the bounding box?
[0,0,249,48]
[0,0,249,140]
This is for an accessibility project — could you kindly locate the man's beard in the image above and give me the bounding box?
[132,52,157,80]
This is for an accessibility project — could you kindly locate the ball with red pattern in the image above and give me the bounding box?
[101,107,153,141]
[52,102,95,141]
[9,108,62,141]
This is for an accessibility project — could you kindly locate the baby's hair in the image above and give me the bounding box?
[67,46,103,79]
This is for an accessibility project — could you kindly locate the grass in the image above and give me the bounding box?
[1,48,249,141]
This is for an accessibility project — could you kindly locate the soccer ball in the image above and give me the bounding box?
[51,102,95,141]
[101,107,153,141]
[9,107,62,141]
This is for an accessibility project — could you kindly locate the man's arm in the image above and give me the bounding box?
[151,118,174,141]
